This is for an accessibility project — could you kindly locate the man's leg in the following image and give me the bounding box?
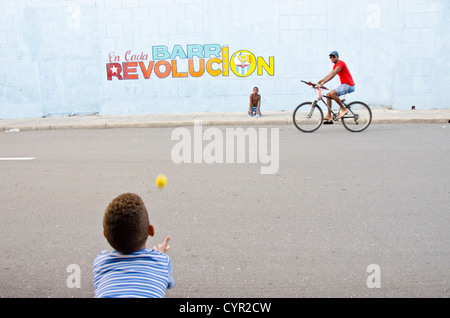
[324,95,332,120]
[325,89,346,120]
[327,90,347,119]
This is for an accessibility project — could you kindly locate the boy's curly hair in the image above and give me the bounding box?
[103,193,150,254]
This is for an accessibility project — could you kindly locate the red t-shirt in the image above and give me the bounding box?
[333,60,355,86]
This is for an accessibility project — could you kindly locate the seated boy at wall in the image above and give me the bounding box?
[248,87,262,117]
[93,193,174,298]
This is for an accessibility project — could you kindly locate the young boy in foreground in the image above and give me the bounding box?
[93,193,174,298]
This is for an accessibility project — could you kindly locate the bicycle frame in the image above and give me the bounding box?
[312,87,355,121]
[313,87,340,119]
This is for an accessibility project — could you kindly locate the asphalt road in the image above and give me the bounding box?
[0,123,449,298]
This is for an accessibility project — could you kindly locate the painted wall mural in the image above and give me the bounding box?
[106,45,275,80]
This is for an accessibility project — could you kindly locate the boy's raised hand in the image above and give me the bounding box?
[154,235,171,253]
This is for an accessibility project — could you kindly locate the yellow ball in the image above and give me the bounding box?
[155,174,167,188]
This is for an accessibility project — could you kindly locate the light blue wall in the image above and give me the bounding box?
[1,0,449,119]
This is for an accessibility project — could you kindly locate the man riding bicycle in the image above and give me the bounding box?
[317,51,355,121]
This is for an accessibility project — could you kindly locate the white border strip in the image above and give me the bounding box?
[0,157,35,161]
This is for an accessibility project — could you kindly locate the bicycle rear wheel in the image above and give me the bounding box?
[293,102,323,133]
[341,101,372,132]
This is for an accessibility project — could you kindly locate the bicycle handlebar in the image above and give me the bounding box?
[301,80,328,90]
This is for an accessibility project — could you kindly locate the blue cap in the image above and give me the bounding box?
[329,51,339,57]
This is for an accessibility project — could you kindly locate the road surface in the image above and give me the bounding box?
[0,123,449,298]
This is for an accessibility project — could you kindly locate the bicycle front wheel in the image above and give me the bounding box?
[293,102,323,133]
[341,101,372,132]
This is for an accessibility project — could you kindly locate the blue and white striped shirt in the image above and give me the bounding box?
[93,248,174,298]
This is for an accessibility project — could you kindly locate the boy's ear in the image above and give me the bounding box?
[148,225,155,237]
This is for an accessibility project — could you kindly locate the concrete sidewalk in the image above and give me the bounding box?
[1,109,450,131]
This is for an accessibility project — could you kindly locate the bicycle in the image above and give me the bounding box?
[293,80,372,133]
